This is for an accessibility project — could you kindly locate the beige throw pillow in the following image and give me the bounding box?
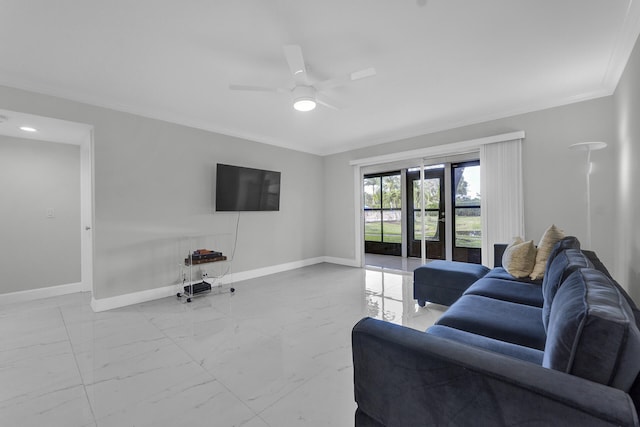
[502,237,537,278]
[529,224,565,280]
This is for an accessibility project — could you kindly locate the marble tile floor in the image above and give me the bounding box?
[0,263,447,427]
[364,253,427,274]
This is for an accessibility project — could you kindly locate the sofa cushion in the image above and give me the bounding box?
[543,269,640,392]
[502,237,536,278]
[463,277,543,307]
[542,248,593,331]
[413,260,490,306]
[530,224,565,280]
[435,294,546,350]
[427,324,544,364]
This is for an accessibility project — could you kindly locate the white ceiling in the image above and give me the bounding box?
[0,0,639,155]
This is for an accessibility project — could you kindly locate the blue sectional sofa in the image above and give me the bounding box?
[352,238,640,426]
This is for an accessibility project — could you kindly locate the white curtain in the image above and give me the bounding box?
[480,139,524,267]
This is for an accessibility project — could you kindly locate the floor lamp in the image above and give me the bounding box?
[568,141,607,248]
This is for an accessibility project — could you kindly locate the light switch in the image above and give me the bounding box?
[46,208,55,218]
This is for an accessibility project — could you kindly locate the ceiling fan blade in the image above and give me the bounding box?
[283,44,308,85]
[229,85,291,96]
[316,94,344,111]
[228,84,281,93]
[314,67,377,92]
[350,67,377,81]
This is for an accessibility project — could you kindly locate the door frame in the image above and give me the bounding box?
[80,128,95,294]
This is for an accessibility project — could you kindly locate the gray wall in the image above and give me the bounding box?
[2,43,637,302]
[0,85,325,300]
[0,136,80,292]
[324,97,617,272]
[614,34,640,302]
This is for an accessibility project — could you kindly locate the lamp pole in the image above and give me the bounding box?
[568,141,607,248]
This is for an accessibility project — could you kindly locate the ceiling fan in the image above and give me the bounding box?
[229,45,376,112]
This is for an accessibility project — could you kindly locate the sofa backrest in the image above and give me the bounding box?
[493,236,580,270]
[543,268,640,392]
[544,236,580,268]
[582,249,640,312]
[541,248,592,331]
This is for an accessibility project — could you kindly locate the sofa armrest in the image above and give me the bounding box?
[352,317,639,427]
[494,243,508,268]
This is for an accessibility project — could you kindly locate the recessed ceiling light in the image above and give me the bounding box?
[19,126,38,132]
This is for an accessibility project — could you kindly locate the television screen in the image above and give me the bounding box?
[216,164,281,211]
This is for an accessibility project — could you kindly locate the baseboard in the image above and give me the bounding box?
[0,282,84,305]
[219,256,360,283]
[91,284,177,312]
[91,256,342,312]
[322,256,361,268]
[218,257,326,284]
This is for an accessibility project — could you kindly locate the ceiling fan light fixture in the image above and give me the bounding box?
[292,86,316,112]
[293,98,316,112]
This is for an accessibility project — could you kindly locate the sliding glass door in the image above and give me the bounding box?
[406,166,445,259]
[362,161,482,264]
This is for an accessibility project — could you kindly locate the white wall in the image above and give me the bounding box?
[0,136,80,292]
[0,85,325,301]
[614,34,640,302]
[324,96,617,271]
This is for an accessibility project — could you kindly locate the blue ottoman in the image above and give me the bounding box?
[414,261,490,306]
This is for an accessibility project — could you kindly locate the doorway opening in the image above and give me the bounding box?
[0,109,94,302]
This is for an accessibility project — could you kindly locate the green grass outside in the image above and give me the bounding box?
[365,215,481,248]
[365,221,402,243]
[455,215,481,248]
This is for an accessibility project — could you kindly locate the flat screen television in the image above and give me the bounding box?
[216,164,281,211]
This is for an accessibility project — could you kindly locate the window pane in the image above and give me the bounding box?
[413,178,440,209]
[414,211,439,240]
[364,210,381,242]
[363,177,381,209]
[382,175,401,209]
[455,165,481,207]
[455,207,481,248]
[382,210,401,243]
